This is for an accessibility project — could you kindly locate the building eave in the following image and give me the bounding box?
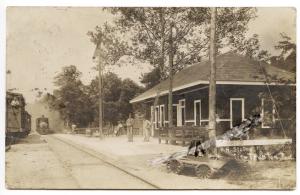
[130,80,295,104]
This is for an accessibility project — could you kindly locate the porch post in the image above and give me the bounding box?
[208,7,217,143]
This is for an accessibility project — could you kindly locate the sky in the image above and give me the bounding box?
[6,7,296,103]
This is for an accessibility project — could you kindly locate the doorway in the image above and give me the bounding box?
[194,100,201,126]
[230,98,245,128]
[177,99,185,126]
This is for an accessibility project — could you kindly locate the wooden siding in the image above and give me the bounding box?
[139,84,295,138]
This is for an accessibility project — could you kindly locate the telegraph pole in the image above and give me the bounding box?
[93,42,104,139]
[168,23,174,128]
[208,7,217,141]
[98,58,104,139]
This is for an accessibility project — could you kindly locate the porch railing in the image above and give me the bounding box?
[158,126,209,146]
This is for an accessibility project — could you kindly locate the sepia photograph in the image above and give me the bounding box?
[4,6,296,190]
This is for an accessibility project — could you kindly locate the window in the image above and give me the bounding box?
[155,106,160,129]
[150,105,153,122]
[261,98,275,128]
[150,106,160,129]
[149,105,167,128]
[178,99,185,126]
[159,105,165,127]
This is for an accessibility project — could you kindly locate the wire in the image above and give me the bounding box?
[258,61,287,138]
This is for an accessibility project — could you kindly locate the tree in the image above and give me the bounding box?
[270,33,296,72]
[109,8,203,76]
[87,23,129,68]
[43,65,94,127]
[235,32,295,73]
[87,72,143,125]
[140,67,161,90]
[108,7,257,126]
[234,34,271,62]
[88,22,132,137]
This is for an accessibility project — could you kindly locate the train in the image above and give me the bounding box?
[6,92,31,141]
[36,115,52,135]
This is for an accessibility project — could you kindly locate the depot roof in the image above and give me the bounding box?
[130,52,295,103]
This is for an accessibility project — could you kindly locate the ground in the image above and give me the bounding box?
[5,133,296,189]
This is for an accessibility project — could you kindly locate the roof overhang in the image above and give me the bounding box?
[130,80,295,104]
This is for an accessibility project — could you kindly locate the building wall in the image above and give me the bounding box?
[139,84,295,138]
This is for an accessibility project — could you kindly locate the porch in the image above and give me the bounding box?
[158,126,209,146]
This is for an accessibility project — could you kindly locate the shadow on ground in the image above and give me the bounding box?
[15,134,46,145]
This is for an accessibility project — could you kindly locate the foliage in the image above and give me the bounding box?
[108,8,257,76]
[43,67,143,127]
[235,34,271,62]
[87,73,143,125]
[257,85,296,138]
[45,66,93,127]
[106,8,256,89]
[270,33,296,72]
[235,33,296,74]
[87,22,129,68]
[140,67,162,90]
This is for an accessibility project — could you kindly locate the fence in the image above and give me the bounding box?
[74,126,142,136]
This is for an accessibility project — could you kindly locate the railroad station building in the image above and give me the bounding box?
[130,52,296,138]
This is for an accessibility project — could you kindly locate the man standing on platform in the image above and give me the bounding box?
[143,118,151,142]
[126,114,134,142]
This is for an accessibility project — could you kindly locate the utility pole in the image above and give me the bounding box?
[152,8,166,137]
[93,42,104,139]
[208,7,217,142]
[168,23,174,129]
[168,23,175,144]
[98,58,104,139]
[159,8,166,79]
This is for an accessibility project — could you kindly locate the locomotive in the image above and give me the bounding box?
[36,115,52,135]
[6,92,31,141]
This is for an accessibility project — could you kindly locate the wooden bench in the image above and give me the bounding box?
[158,126,209,146]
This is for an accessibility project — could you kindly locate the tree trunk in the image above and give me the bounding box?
[208,8,217,140]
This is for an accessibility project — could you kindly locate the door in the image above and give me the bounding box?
[194,100,201,126]
[172,104,177,127]
[177,99,185,127]
[160,105,165,127]
[154,106,160,129]
[230,98,244,128]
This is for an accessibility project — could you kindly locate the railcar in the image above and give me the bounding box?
[36,115,52,135]
[6,92,31,141]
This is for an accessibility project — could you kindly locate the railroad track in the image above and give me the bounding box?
[47,135,160,189]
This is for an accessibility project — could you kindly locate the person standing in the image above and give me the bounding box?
[71,123,77,134]
[126,114,134,142]
[11,97,20,107]
[114,121,123,136]
[143,118,151,142]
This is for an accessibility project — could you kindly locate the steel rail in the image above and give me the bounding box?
[48,135,160,189]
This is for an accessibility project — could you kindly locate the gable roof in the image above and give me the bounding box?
[131,52,295,103]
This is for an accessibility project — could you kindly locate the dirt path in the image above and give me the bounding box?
[5,134,79,189]
[6,134,157,189]
[6,133,295,189]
